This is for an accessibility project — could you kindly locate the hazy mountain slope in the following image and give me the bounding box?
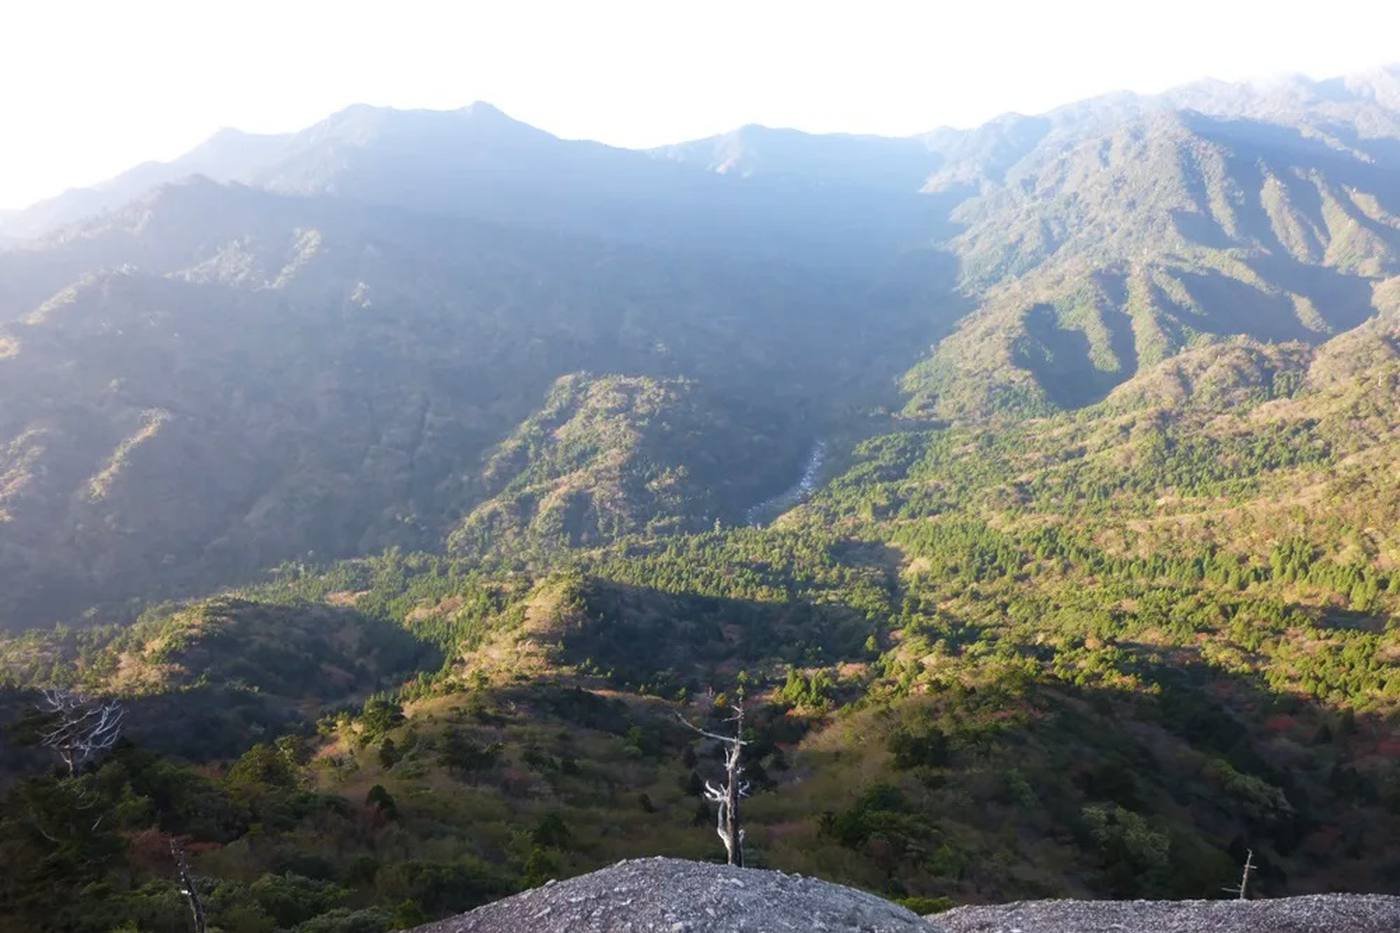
[651,68,1400,202]
[3,104,943,274]
[255,103,945,269]
[0,179,919,628]
[1160,65,1400,134]
[0,128,296,240]
[651,123,941,190]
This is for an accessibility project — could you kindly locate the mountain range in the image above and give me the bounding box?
[3,65,1400,933]
[2,66,1397,628]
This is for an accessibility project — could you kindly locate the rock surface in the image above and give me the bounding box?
[410,858,1400,933]
[408,856,941,932]
[938,895,1400,933]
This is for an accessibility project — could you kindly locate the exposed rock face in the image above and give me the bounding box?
[409,857,942,932]
[939,895,1400,933]
[411,859,1400,933]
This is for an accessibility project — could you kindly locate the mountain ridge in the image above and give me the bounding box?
[4,64,1394,242]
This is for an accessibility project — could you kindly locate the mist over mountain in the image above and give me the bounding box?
[3,65,1400,933]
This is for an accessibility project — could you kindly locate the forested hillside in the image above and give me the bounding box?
[2,66,1400,933]
[0,178,924,625]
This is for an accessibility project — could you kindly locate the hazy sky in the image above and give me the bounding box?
[2,0,1397,209]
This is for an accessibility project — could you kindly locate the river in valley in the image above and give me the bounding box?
[744,439,827,525]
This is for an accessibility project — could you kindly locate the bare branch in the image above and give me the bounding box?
[35,689,126,776]
[674,710,749,747]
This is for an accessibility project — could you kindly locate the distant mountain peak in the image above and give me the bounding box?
[459,100,511,120]
[295,100,554,154]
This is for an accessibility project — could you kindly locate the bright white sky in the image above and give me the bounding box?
[2,0,1397,209]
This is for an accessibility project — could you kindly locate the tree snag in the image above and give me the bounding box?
[35,688,125,776]
[1222,847,1256,899]
[677,700,751,867]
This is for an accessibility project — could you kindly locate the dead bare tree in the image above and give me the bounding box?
[1222,848,1256,900]
[677,700,751,867]
[171,838,208,933]
[36,688,125,776]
